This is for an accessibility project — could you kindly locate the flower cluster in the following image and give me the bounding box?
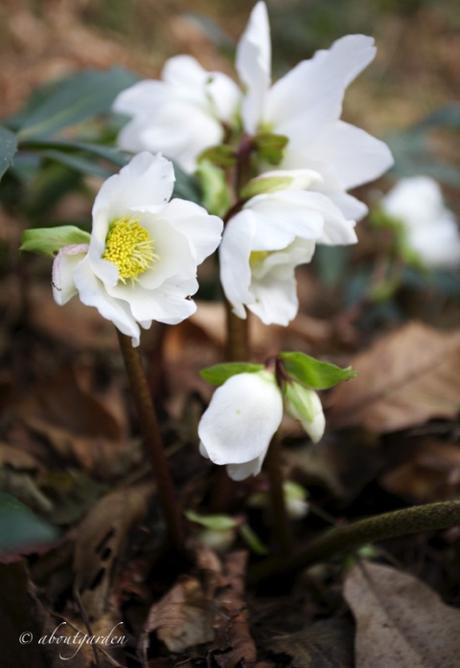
[114,1,393,327]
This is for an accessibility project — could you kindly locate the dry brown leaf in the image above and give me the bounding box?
[74,483,153,621]
[328,322,460,432]
[382,439,460,502]
[344,561,460,668]
[268,618,354,668]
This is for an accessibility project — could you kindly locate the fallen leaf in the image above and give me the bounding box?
[328,322,460,432]
[382,439,460,502]
[268,618,354,668]
[74,483,153,621]
[344,560,460,668]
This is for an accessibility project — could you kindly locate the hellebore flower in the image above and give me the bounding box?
[220,175,356,325]
[52,152,223,345]
[113,2,392,220]
[381,176,460,269]
[198,369,325,481]
[113,56,240,174]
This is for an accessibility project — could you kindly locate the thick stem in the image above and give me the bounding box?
[225,299,249,361]
[117,331,184,552]
[265,437,292,554]
[249,499,460,583]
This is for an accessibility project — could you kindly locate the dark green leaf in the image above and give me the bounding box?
[239,523,268,556]
[0,126,17,182]
[173,162,202,203]
[38,149,112,177]
[20,137,129,167]
[20,225,90,256]
[200,362,264,386]
[0,492,59,559]
[280,351,356,390]
[10,68,138,139]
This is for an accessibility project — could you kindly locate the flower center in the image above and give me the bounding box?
[250,250,271,268]
[103,216,158,283]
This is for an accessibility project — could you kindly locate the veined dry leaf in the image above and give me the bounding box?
[382,439,460,502]
[328,322,460,432]
[344,561,460,668]
[74,483,153,621]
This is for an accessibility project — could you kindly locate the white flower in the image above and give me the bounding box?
[113,56,240,173]
[198,370,283,481]
[381,176,460,269]
[237,3,393,220]
[113,2,393,216]
[198,370,326,481]
[220,184,356,325]
[52,152,223,345]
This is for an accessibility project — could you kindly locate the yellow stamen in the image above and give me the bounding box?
[103,216,158,283]
[250,250,271,268]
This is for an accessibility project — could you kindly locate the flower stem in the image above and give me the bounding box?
[225,299,249,361]
[249,499,460,583]
[117,331,184,552]
[265,436,292,554]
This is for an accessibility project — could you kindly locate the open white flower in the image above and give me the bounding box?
[114,2,392,217]
[52,152,223,345]
[198,369,326,481]
[236,2,393,220]
[113,56,240,174]
[220,182,356,325]
[381,176,460,269]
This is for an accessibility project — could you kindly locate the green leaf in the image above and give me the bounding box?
[10,68,138,139]
[0,126,17,182]
[185,510,237,531]
[20,225,90,256]
[279,351,356,390]
[200,362,264,386]
[199,144,236,168]
[196,159,230,216]
[254,132,288,165]
[0,492,59,558]
[239,523,268,556]
[20,138,129,167]
[38,149,112,178]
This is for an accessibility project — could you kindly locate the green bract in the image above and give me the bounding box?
[280,351,356,389]
[196,159,231,217]
[185,510,237,531]
[20,225,90,257]
[198,144,236,168]
[240,174,293,199]
[254,132,288,165]
[200,362,264,386]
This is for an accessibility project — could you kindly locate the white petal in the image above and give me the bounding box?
[266,35,376,141]
[249,273,299,326]
[52,244,88,305]
[198,371,283,468]
[73,256,140,343]
[307,121,394,190]
[113,80,167,116]
[162,198,223,264]
[382,176,444,228]
[327,190,368,221]
[219,210,256,319]
[227,455,265,481]
[92,153,175,230]
[236,1,271,133]
[207,72,241,122]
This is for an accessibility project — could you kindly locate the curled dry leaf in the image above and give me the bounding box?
[344,561,460,668]
[328,322,460,433]
[141,549,258,665]
[74,483,154,622]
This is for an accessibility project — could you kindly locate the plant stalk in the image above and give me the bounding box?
[249,499,460,583]
[117,331,184,552]
[265,436,292,554]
